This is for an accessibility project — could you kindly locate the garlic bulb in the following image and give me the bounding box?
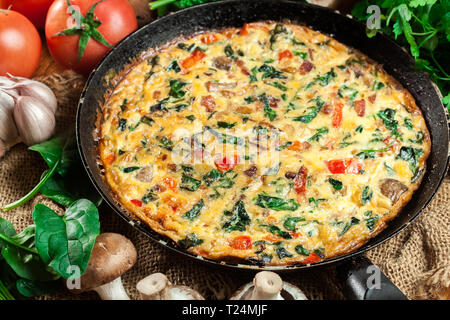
[1,76,57,113]
[0,89,20,145]
[13,96,55,146]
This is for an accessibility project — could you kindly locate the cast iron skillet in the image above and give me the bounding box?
[76,0,450,299]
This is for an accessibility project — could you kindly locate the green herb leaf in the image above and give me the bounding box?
[222,200,251,232]
[328,178,343,190]
[180,173,201,191]
[183,200,205,220]
[255,194,299,211]
[33,200,100,278]
[177,233,203,249]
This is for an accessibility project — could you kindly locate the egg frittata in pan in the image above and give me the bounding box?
[99,22,430,265]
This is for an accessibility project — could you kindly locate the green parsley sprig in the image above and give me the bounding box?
[352,0,450,112]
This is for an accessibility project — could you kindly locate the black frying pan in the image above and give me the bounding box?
[76,0,450,299]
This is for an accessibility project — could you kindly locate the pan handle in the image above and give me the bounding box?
[336,255,408,300]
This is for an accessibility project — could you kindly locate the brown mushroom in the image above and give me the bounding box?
[380,178,408,204]
[212,56,233,71]
[68,233,137,300]
[135,166,153,182]
[230,271,307,300]
[136,273,204,300]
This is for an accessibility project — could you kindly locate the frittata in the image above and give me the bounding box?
[98,22,430,266]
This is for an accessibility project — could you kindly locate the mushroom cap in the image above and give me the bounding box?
[70,233,137,293]
[136,273,169,297]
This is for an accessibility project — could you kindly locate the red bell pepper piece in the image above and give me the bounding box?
[180,49,206,69]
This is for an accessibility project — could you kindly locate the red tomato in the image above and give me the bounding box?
[130,199,142,207]
[180,49,206,70]
[45,0,137,75]
[229,236,252,250]
[331,97,344,128]
[1,0,54,29]
[0,10,41,77]
[200,34,218,44]
[214,154,240,172]
[278,49,293,61]
[294,165,308,194]
[301,252,322,264]
[326,159,362,174]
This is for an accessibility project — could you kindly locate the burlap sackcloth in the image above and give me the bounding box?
[0,71,448,300]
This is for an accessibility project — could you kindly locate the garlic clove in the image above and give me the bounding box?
[13,96,56,146]
[1,78,57,114]
[0,89,20,144]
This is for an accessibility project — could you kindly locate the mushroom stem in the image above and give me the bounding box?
[250,271,283,300]
[137,273,170,300]
[93,277,130,300]
[137,273,205,300]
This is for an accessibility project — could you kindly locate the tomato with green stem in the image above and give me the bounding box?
[45,0,137,75]
[0,9,41,77]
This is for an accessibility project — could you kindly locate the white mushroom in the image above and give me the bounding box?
[137,273,204,300]
[230,271,307,300]
[68,233,137,300]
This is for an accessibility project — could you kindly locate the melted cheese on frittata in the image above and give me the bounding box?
[99,22,430,265]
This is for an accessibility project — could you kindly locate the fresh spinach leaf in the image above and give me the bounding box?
[33,199,100,279]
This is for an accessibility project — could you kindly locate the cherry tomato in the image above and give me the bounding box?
[45,0,137,75]
[229,236,252,250]
[1,0,54,29]
[180,49,206,70]
[278,49,293,61]
[0,9,41,77]
[326,159,362,174]
[214,154,240,172]
[130,199,142,207]
[301,252,322,264]
[294,165,308,194]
